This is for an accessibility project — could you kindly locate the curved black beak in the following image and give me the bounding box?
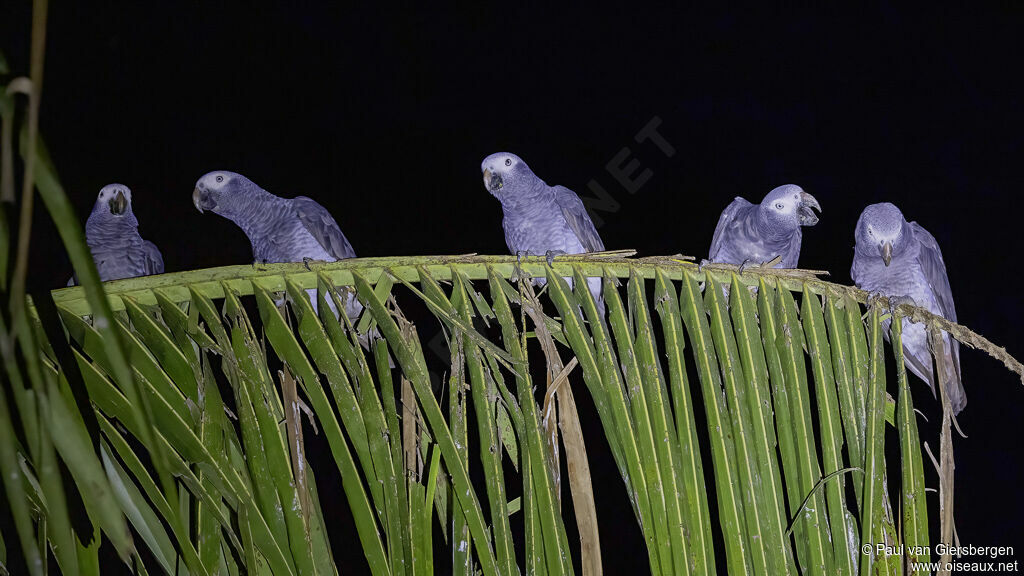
[193,186,216,213]
[483,168,503,193]
[798,191,821,226]
[108,189,128,215]
[881,241,893,266]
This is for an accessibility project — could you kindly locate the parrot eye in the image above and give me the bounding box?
[505,159,512,166]
[216,175,224,183]
[775,202,785,210]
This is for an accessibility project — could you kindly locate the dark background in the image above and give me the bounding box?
[3,2,1023,573]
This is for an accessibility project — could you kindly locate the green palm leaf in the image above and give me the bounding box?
[5,13,1024,575]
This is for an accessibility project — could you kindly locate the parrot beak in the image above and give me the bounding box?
[109,189,128,215]
[797,191,821,226]
[192,187,217,213]
[881,240,893,266]
[483,168,503,193]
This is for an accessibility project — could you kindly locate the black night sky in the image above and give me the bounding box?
[3,2,1023,573]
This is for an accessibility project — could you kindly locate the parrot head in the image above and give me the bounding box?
[481,152,534,199]
[96,184,132,217]
[760,184,821,230]
[193,170,253,216]
[855,202,908,267]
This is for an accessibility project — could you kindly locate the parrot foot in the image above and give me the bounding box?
[544,250,566,266]
[737,259,753,274]
[865,291,888,311]
[888,295,918,316]
[303,257,314,271]
[698,258,711,273]
[889,295,917,308]
[513,251,529,282]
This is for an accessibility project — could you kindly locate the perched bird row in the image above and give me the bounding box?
[71,152,964,413]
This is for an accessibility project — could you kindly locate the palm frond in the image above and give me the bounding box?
[4,8,1024,575]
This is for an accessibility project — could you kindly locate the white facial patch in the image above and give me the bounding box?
[98,184,131,203]
[200,172,233,191]
[481,153,521,176]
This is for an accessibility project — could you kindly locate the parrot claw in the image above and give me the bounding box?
[544,250,566,267]
[513,251,528,282]
[865,291,887,312]
[737,259,752,274]
[698,258,711,273]
[303,257,314,271]
[890,295,917,308]
[888,295,917,316]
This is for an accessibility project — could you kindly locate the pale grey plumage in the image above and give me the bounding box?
[192,170,360,319]
[851,202,965,413]
[193,171,355,263]
[481,152,605,311]
[69,184,164,286]
[709,184,821,268]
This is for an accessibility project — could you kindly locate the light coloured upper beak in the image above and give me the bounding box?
[483,168,492,188]
[881,241,893,266]
[192,187,203,213]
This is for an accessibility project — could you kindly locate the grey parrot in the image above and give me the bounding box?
[69,184,164,285]
[708,184,821,269]
[192,170,362,320]
[481,152,606,312]
[851,202,965,413]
